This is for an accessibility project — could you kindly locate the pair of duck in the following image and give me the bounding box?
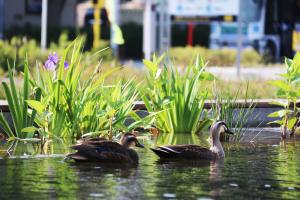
[67,121,233,164]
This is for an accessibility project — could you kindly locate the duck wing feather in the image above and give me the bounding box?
[68,141,133,162]
[152,145,216,159]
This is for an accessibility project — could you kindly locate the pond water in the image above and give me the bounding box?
[1,133,300,200]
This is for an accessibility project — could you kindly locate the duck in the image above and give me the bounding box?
[66,132,144,164]
[150,121,233,160]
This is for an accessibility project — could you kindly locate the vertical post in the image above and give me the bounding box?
[158,0,164,54]
[158,0,171,54]
[93,0,104,48]
[0,0,4,39]
[93,0,100,48]
[143,0,156,60]
[236,0,242,77]
[166,0,171,51]
[110,0,120,57]
[41,0,48,50]
[187,23,194,46]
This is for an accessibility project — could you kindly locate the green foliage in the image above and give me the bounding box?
[142,55,214,134]
[0,33,113,73]
[0,37,44,72]
[27,38,146,139]
[268,53,300,137]
[170,47,262,67]
[211,84,256,142]
[0,59,41,138]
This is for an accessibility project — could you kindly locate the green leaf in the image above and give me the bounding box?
[271,80,290,91]
[22,126,38,133]
[268,109,292,118]
[26,100,45,114]
[292,52,300,66]
[269,101,288,108]
[285,57,293,68]
[0,112,15,137]
[267,119,284,125]
[143,60,157,74]
[287,117,297,130]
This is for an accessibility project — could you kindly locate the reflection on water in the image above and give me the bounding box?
[1,133,300,199]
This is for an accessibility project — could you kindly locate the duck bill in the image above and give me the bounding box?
[135,141,145,148]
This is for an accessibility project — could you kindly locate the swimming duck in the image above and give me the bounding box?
[151,121,233,160]
[67,133,144,164]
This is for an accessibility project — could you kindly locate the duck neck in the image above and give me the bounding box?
[210,128,225,158]
[121,141,131,149]
[210,140,225,158]
[121,138,135,149]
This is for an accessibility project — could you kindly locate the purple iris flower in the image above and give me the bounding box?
[64,61,69,69]
[44,59,56,71]
[44,52,59,71]
[44,52,69,71]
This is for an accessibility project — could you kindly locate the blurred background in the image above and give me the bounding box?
[0,0,299,79]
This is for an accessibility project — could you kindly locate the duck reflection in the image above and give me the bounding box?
[69,161,138,178]
[68,161,142,199]
[209,160,224,198]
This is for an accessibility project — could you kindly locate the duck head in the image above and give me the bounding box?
[120,133,145,148]
[211,121,233,144]
[210,121,233,158]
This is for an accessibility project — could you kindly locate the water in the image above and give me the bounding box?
[1,134,300,200]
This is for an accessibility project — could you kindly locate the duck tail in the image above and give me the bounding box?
[150,148,168,158]
[66,152,89,161]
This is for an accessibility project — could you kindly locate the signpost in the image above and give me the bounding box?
[168,0,239,17]
[144,0,243,73]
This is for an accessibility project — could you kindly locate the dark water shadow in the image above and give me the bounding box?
[155,158,213,168]
[67,159,139,178]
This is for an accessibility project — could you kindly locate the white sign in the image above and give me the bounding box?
[169,0,239,17]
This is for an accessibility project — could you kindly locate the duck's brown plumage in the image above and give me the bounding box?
[151,145,216,160]
[151,121,233,160]
[66,133,143,164]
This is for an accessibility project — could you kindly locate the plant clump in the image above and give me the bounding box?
[268,53,300,139]
[142,55,214,134]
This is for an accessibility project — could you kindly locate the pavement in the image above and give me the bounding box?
[206,66,284,80]
[122,60,285,81]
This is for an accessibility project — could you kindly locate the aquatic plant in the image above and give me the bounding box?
[27,39,83,139]
[142,55,214,134]
[0,58,41,138]
[28,39,148,139]
[268,53,300,138]
[211,84,256,142]
[80,79,151,139]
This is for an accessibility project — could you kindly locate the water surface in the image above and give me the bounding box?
[0,134,300,200]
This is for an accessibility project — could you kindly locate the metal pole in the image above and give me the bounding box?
[143,0,156,60]
[41,0,48,50]
[236,0,242,77]
[158,0,171,54]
